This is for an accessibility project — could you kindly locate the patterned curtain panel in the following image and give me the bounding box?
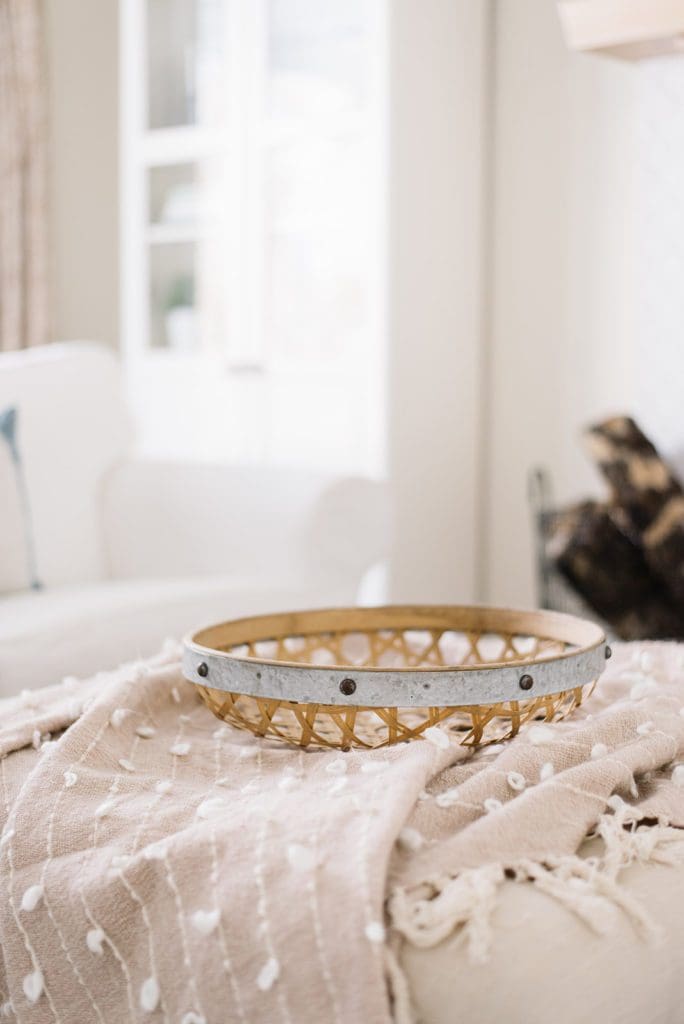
[0,0,48,351]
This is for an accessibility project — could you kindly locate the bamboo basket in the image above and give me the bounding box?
[183,606,608,750]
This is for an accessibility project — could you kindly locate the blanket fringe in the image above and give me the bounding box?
[383,941,415,1024]
[386,808,684,1022]
[389,863,504,961]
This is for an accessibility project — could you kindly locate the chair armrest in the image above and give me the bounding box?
[102,459,390,592]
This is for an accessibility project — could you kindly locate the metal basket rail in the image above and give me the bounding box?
[184,606,607,750]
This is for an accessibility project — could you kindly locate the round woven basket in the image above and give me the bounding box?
[183,606,608,750]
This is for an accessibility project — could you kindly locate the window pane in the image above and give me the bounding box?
[266,135,371,362]
[148,164,198,225]
[264,1,377,366]
[147,0,226,130]
[131,0,386,475]
[267,0,367,118]
[147,161,224,227]
[149,242,197,350]
[148,236,224,353]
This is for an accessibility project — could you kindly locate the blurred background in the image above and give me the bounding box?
[2,0,684,690]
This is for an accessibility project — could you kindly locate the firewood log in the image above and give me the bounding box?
[584,417,684,616]
[584,416,682,533]
[547,499,683,640]
[643,496,684,606]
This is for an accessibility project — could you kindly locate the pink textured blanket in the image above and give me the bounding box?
[0,642,683,1023]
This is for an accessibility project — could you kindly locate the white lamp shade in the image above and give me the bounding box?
[557,0,684,60]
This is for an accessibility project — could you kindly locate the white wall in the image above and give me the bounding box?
[484,0,637,606]
[45,0,119,348]
[485,0,684,607]
[634,59,684,480]
[387,0,490,603]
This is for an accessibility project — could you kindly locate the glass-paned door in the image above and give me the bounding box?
[122,0,387,473]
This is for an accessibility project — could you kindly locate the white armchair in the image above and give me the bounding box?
[0,343,389,694]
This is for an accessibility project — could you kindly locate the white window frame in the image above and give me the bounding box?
[119,0,389,476]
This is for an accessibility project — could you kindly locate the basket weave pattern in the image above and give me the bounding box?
[197,625,595,750]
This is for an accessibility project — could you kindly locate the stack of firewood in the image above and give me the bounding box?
[547,416,684,640]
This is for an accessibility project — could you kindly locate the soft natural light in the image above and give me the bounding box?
[121,0,388,475]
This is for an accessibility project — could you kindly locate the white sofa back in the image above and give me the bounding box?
[0,343,132,591]
[0,342,390,597]
[103,460,388,588]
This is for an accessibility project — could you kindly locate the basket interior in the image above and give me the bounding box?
[224,626,569,670]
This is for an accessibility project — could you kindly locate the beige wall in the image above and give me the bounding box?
[633,58,684,479]
[484,0,637,606]
[45,0,119,348]
[387,0,490,602]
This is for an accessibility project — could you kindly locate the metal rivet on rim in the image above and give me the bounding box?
[197,663,209,678]
[605,645,612,660]
[519,674,534,691]
[339,678,356,696]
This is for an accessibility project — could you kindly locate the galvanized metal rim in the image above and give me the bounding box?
[182,605,607,709]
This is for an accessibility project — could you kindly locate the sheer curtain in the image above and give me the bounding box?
[0,0,48,351]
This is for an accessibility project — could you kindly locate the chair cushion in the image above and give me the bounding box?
[0,576,352,695]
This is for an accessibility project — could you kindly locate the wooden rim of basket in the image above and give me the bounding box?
[183,605,608,709]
